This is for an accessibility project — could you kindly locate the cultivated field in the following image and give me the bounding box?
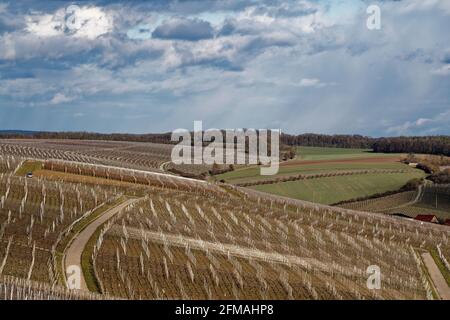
[0,143,449,300]
[0,139,233,179]
[92,186,450,300]
[0,275,110,300]
[294,146,404,161]
[217,162,411,184]
[216,147,425,204]
[341,185,450,220]
[0,158,117,286]
[251,172,425,205]
[0,139,173,173]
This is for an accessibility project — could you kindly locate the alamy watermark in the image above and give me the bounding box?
[66,265,81,290]
[65,5,83,31]
[171,121,280,175]
[367,4,381,30]
[366,265,381,290]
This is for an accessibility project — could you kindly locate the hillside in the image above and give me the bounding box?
[0,147,449,300]
[340,185,450,220]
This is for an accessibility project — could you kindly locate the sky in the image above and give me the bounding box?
[0,0,449,136]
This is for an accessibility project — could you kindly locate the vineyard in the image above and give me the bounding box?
[0,159,118,287]
[91,185,450,300]
[340,185,450,220]
[0,140,235,179]
[338,191,418,212]
[415,185,450,212]
[0,275,111,300]
[0,139,172,172]
[2,0,450,304]
[166,163,218,179]
[0,150,449,300]
[0,156,22,174]
[41,160,224,196]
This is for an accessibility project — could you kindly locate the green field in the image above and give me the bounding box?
[251,171,425,205]
[216,147,408,183]
[217,146,420,204]
[15,160,43,176]
[217,162,410,184]
[216,146,406,184]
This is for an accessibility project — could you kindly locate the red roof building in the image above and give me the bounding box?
[444,219,450,226]
[414,215,439,224]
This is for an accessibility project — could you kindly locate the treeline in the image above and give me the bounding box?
[427,170,450,184]
[1,131,449,156]
[372,137,450,156]
[0,131,175,144]
[281,134,450,156]
[280,133,373,149]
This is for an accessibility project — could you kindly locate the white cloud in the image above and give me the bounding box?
[222,1,333,36]
[432,65,450,76]
[25,6,112,40]
[50,93,74,105]
[26,13,64,37]
[298,78,321,87]
[69,6,113,40]
[415,118,432,126]
[387,111,450,135]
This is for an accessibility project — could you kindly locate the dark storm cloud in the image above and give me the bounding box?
[152,17,214,41]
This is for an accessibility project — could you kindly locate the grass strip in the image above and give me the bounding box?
[81,226,104,293]
[15,160,43,176]
[430,248,450,288]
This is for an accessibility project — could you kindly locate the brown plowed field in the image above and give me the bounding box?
[280,156,402,167]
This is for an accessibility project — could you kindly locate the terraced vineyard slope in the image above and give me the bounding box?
[340,185,450,220]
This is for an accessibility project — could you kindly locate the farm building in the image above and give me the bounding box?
[414,214,439,224]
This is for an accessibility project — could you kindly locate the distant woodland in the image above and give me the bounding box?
[0,131,449,156]
[281,134,450,156]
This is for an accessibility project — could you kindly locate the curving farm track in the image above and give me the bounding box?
[63,198,142,291]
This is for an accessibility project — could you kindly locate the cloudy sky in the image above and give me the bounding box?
[0,0,449,136]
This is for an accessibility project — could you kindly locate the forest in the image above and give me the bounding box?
[1,131,449,156]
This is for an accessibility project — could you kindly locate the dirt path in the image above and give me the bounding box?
[380,185,424,213]
[421,252,450,300]
[63,198,140,291]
